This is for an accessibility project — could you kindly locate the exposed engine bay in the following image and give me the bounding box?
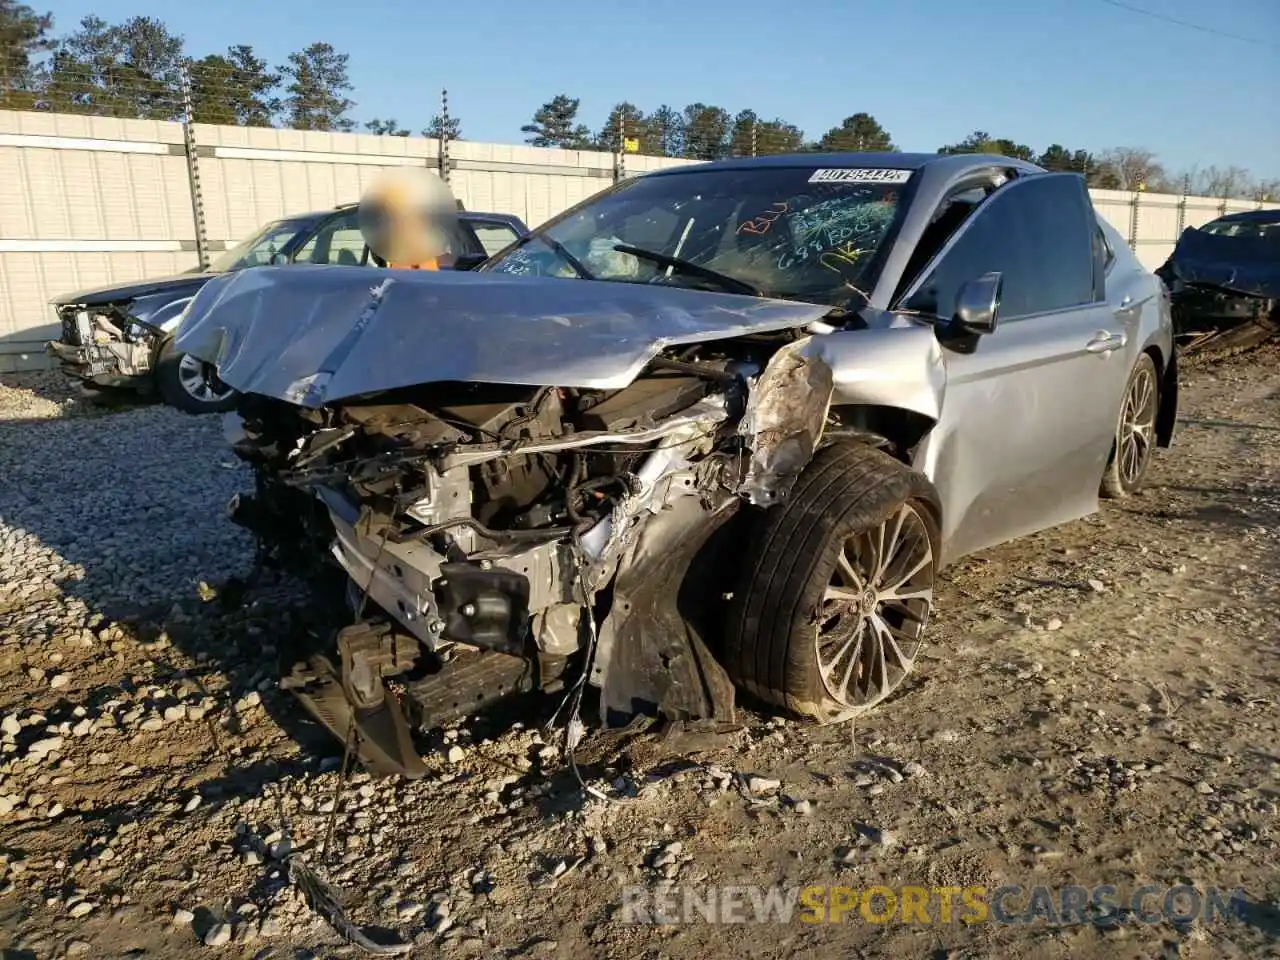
[50,302,161,384]
[225,333,834,777]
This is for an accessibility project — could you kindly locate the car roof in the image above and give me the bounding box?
[317,202,521,224]
[643,151,1042,178]
[1208,209,1280,224]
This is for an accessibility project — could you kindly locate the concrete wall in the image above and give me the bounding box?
[1,107,1275,370]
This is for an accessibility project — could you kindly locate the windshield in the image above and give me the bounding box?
[482,165,914,307]
[208,218,312,273]
[1199,216,1280,241]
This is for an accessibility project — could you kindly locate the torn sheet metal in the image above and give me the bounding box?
[737,338,834,506]
[173,265,833,406]
[593,493,740,724]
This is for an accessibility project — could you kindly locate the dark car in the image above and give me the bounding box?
[1155,209,1280,353]
[46,205,529,413]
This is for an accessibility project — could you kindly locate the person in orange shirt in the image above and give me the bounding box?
[358,169,458,271]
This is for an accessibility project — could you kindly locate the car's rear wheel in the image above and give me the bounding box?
[723,442,941,723]
[154,337,237,414]
[1101,352,1159,499]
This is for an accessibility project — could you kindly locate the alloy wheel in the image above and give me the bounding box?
[1119,362,1158,487]
[815,503,935,711]
[176,352,235,405]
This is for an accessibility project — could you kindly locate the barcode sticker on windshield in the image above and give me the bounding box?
[808,168,912,184]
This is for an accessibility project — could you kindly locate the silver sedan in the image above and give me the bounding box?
[178,151,1175,775]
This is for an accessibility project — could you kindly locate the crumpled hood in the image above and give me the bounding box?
[54,272,215,307]
[174,265,833,407]
[1165,226,1280,299]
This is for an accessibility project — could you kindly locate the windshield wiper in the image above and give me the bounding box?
[613,244,764,298]
[510,233,595,280]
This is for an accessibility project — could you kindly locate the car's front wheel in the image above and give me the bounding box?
[723,442,941,723]
[154,338,237,414]
[1100,352,1159,499]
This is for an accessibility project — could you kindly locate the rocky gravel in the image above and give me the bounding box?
[0,352,1278,959]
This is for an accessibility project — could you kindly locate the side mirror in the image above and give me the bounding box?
[952,272,1002,335]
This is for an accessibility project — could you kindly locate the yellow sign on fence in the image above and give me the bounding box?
[623,137,641,154]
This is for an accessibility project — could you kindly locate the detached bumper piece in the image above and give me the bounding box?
[281,622,428,779]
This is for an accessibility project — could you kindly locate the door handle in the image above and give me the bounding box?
[1086,331,1127,354]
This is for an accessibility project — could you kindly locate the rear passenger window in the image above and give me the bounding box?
[470,223,522,256]
[902,174,1096,321]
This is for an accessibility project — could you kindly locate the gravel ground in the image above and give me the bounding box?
[0,352,1277,959]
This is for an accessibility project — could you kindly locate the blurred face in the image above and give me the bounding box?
[358,168,456,264]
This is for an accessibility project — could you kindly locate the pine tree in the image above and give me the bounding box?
[423,113,461,141]
[521,94,591,148]
[818,113,895,152]
[190,44,279,126]
[0,0,54,109]
[279,41,354,131]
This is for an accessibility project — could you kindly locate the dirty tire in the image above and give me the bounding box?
[154,337,237,414]
[723,442,941,724]
[1101,352,1159,499]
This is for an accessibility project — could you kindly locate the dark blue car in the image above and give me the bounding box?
[47,204,529,413]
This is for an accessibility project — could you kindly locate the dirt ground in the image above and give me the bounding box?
[0,345,1277,960]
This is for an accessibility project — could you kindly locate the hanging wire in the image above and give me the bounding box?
[1098,0,1279,49]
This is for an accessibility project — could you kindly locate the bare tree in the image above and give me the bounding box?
[1256,179,1280,202]
[1194,165,1255,200]
[1099,147,1165,192]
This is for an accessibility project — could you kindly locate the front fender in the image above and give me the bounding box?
[735,323,946,506]
[808,322,947,421]
[127,290,196,334]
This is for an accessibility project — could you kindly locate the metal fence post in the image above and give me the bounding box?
[438,88,451,187]
[615,113,625,183]
[179,61,210,271]
[1176,173,1189,236]
[1127,188,1141,253]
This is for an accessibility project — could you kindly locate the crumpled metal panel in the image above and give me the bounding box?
[174,265,833,406]
[1166,226,1280,300]
[737,338,834,506]
[810,320,946,421]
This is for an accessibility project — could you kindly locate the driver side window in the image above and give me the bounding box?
[901,175,1096,322]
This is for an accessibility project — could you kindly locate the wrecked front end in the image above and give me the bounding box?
[1158,226,1280,353]
[48,301,163,390]
[182,266,837,777]
[47,283,199,391]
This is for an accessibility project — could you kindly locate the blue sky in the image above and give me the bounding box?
[45,0,1280,179]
